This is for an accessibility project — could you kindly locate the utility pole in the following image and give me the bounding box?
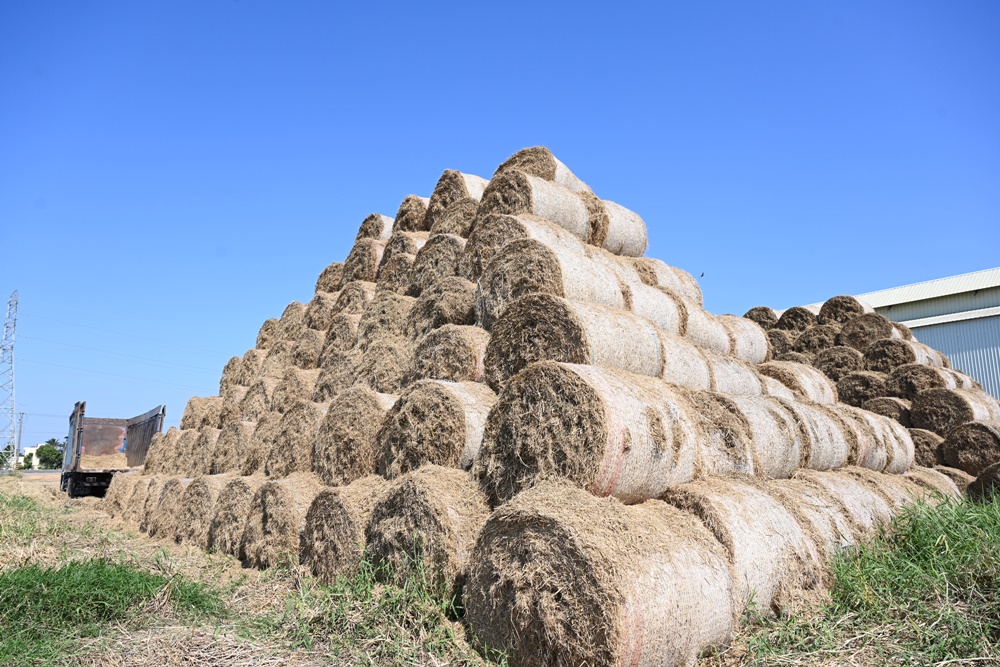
[0,291,18,472]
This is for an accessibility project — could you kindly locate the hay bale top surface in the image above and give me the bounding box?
[818,295,874,326]
[492,146,591,193]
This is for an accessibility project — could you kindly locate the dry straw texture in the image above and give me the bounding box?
[206,475,266,557]
[180,397,222,431]
[793,469,894,533]
[356,291,415,350]
[774,305,820,332]
[407,233,466,295]
[190,427,220,477]
[235,348,266,387]
[270,368,321,414]
[459,213,581,281]
[681,390,755,478]
[373,252,413,294]
[758,361,838,404]
[838,312,902,352]
[209,420,256,475]
[243,412,281,476]
[934,465,975,494]
[121,476,160,530]
[941,420,1000,476]
[968,462,1000,503]
[763,477,856,565]
[354,335,413,394]
[218,385,248,426]
[333,280,376,315]
[376,380,496,479]
[104,471,141,518]
[314,261,344,293]
[718,314,770,364]
[744,305,779,329]
[239,472,326,569]
[263,400,328,478]
[903,466,962,498]
[864,338,947,374]
[423,170,490,230]
[793,324,841,356]
[813,345,864,383]
[304,291,340,331]
[381,231,428,266]
[218,355,242,395]
[429,197,478,237]
[355,213,394,242]
[145,477,191,540]
[341,238,386,285]
[365,465,489,598]
[778,351,814,365]
[300,475,388,584]
[626,257,703,306]
[175,474,233,548]
[862,397,912,427]
[886,363,979,400]
[406,324,489,384]
[291,328,325,369]
[778,401,851,471]
[465,481,733,667]
[817,295,874,326]
[392,195,430,232]
[767,329,796,358]
[492,146,591,192]
[836,370,889,408]
[684,307,733,357]
[404,276,476,339]
[312,386,397,486]
[724,395,803,479]
[911,388,1000,436]
[256,318,279,350]
[142,429,179,476]
[321,313,361,357]
[910,428,945,467]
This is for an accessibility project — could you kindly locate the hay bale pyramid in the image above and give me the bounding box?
[104,146,1000,666]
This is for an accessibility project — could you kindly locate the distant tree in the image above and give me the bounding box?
[36,438,66,469]
[21,452,33,469]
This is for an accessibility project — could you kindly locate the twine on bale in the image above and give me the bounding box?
[724,395,804,479]
[405,324,489,385]
[355,213,394,242]
[404,276,476,339]
[492,146,591,192]
[684,307,733,357]
[903,466,962,499]
[941,420,1000,476]
[312,386,397,486]
[911,388,1000,436]
[207,475,266,557]
[777,400,851,472]
[406,233,467,296]
[817,295,874,326]
[392,195,430,232]
[680,391,755,478]
[239,472,326,569]
[314,261,344,293]
[423,170,490,231]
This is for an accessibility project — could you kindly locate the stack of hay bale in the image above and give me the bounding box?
[104,147,982,667]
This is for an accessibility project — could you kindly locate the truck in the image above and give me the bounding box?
[60,401,166,498]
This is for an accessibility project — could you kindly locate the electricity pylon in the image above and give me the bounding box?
[0,291,18,472]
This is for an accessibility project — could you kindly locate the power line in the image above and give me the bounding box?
[18,357,214,391]
[20,335,220,373]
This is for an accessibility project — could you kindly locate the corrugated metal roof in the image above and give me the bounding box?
[899,305,1000,328]
[856,266,1000,308]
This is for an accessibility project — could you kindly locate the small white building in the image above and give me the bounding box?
[18,444,41,469]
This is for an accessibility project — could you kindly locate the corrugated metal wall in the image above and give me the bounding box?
[876,285,1000,322]
[911,315,1000,399]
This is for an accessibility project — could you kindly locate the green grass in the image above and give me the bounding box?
[736,495,1000,665]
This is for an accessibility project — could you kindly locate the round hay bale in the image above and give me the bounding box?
[968,462,1000,503]
[405,324,490,384]
[764,478,856,564]
[259,338,294,378]
[842,467,924,510]
[256,318,280,350]
[314,261,344,293]
[813,345,864,383]
[909,428,945,467]
[291,328,325,369]
[127,476,164,531]
[482,294,665,391]
[777,351,815,364]
[423,170,490,230]
[863,339,947,374]
[321,313,361,357]
[759,362,837,405]
[312,347,360,403]
[406,233,466,296]
[459,213,581,282]
[356,291,415,350]
[597,198,648,257]
[376,380,497,479]
[838,313,901,352]
[465,482,733,667]
[744,306,779,330]
[365,465,489,598]
[210,420,256,475]
[793,324,841,356]
[707,355,765,396]
[355,336,413,394]
[176,474,233,548]
[374,252,414,294]
[662,332,714,392]
[104,471,141,518]
[312,386,397,486]
[863,397,912,427]
[836,371,888,408]
[333,280,376,315]
[894,321,915,341]
[236,348,266,387]
[886,364,979,401]
[429,197,477,237]
[300,475,389,584]
[793,469,894,533]
[847,407,914,474]
[404,276,475,339]
[762,375,798,400]
[941,420,1000,476]
[767,329,796,357]
[718,315,770,364]
[381,231,428,267]
[355,212,394,242]
[219,355,242,395]
[239,472,326,569]
[270,368,321,414]
[304,291,340,331]
[180,396,222,431]
[474,237,627,330]
[684,307,732,357]
[933,465,975,494]
[625,282,686,334]
[903,466,962,499]
[191,427,221,477]
[626,257,703,306]
[146,477,191,540]
[207,475,266,556]
[661,477,822,616]
[475,362,703,506]
[242,412,281,476]
[680,391,755,478]
[726,395,804,479]
[277,302,307,342]
[479,170,596,245]
[219,385,249,426]
[774,305,819,333]
[492,146,591,192]
[263,400,329,478]
[142,428,179,476]
[817,295,874,326]
[392,194,430,232]
[341,238,386,285]
[912,388,1000,436]
[830,405,885,472]
[778,400,851,471]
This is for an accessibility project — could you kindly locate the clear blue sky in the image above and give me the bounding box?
[2,1,998,442]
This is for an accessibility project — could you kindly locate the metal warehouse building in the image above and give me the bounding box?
[855,266,1000,399]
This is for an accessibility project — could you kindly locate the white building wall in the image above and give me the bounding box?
[908,315,1000,399]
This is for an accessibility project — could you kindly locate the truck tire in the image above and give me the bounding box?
[66,478,79,499]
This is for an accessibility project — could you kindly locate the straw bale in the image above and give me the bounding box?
[662,477,822,615]
[774,305,819,332]
[465,482,733,667]
[817,295,874,326]
[404,276,475,340]
[218,385,248,426]
[355,336,413,394]
[263,400,329,478]
[934,465,975,494]
[142,428,178,476]
[104,471,141,518]
[238,377,278,423]
[475,237,627,329]
[767,329,796,357]
[312,347,360,403]
[312,386,397,486]
[300,475,389,584]
[627,282,687,334]
[912,388,1000,436]
[941,420,1000,476]
[381,231,428,267]
[903,466,962,499]
[864,338,947,374]
[176,474,233,549]
[210,420,256,475]
[909,428,945,467]
[376,380,497,478]
[680,391,755,478]
[459,213,581,281]
[374,252,413,294]
[967,462,1000,503]
[842,467,924,509]
[355,213,394,242]
[365,465,489,597]
[725,395,804,479]
[341,238,386,285]
[219,356,241,395]
[277,302,307,342]
[838,313,901,352]
[270,368,321,414]
[392,195,430,232]
[356,291,415,350]
[813,345,864,383]
[315,261,344,293]
[862,397,912,427]
[259,338,293,378]
[320,313,361,359]
[207,475,266,557]
[406,324,489,384]
[843,407,915,474]
[762,376,798,400]
[626,257,703,306]
[836,371,888,408]
[886,363,979,400]
[146,477,191,540]
[239,472,326,569]
[777,351,814,364]
[793,469,894,533]
[483,294,665,390]
[423,170,490,230]
[479,171,594,244]
[139,476,167,533]
[598,198,649,257]
[256,318,279,350]
[407,233,466,296]
[476,362,703,506]
[429,197,477,237]
[492,146,591,192]
[235,348,266,387]
[291,328,325,369]
[190,427,220,477]
[793,324,841,356]
[744,306,779,330]
[684,307,733,357]
[242,412,281,476]
[718,314,770,364]
[158,429,198,477]
[778,400,851,471]
[333,280,376,315]
[304,291,340,331]
[759,361,838,405]
[708,355,765,396]
[662,333,714,392]
[180,396,222,431]
[118,476,155,528]
[764,478,856,564]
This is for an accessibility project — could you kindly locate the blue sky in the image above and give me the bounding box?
[2,1,998,442]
